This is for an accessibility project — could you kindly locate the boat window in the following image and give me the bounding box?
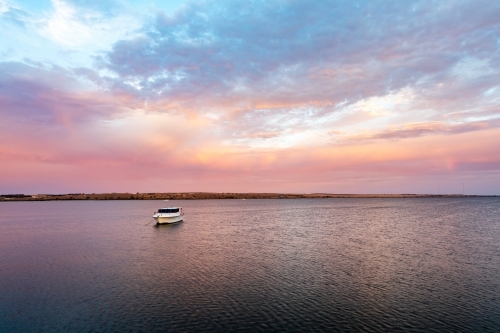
[158,208,179,213]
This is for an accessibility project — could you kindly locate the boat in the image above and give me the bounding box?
[153,207,184,224]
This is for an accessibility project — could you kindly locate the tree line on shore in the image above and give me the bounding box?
[0,192,489,201]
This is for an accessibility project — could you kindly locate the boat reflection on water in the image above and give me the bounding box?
[154,221,183,229]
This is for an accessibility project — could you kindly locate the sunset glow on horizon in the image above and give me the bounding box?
[1,0,500,194]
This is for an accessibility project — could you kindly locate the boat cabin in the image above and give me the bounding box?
[157,207,181,214]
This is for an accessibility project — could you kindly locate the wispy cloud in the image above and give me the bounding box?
[39,0,141,49]
[339,120,500,143]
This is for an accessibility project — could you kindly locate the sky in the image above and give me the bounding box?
[1,0,499,195]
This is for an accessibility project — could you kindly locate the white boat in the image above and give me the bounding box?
[153,207,184,224]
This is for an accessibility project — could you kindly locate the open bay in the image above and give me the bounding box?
[1,198,499,332]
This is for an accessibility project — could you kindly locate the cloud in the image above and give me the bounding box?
[0,61,217,173]
[0,0,11,14]
[339,120,500,143]
[0,62,144,131]
[38,0,141,50]
[96,0,500,154]
[1,0,500,194]
[0,1,30,28]
[102,0,500,103]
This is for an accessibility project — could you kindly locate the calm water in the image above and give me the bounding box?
[1,198,500,332]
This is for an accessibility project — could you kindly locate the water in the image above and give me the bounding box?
[1,198,499,332]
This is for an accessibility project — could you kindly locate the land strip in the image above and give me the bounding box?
[0,192,496,201]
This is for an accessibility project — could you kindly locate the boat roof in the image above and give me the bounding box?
[159,207,181,209]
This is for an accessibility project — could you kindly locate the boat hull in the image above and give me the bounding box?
[153,214,184,224]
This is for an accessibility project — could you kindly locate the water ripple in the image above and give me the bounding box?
[1,198,500,332]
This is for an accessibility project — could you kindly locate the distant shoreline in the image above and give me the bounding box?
[1,192,498,201]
